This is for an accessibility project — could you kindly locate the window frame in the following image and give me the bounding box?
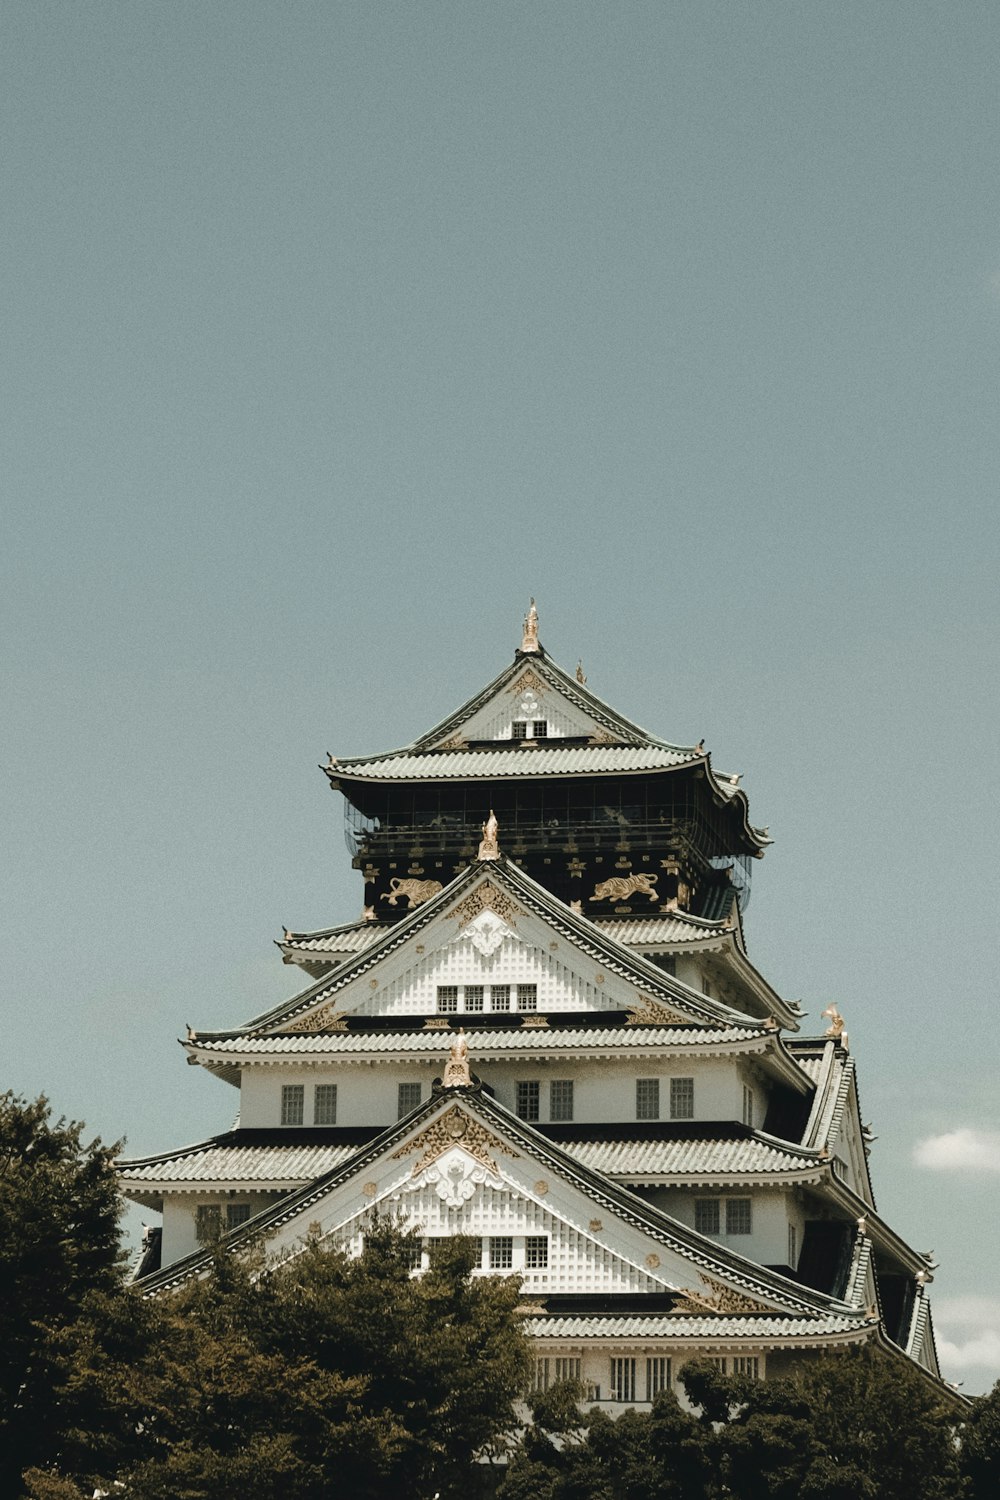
[313,1083,338,1125]
[669,1076,694,1120]
[550,1079,574,1122]
[516,1080,540,1121]
[636,1077,660,1121]
[280,1083,305,1127]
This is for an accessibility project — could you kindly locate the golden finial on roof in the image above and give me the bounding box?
[576,660,587,685]
[521,598,540,653]
[821,1003,849,1050]
[477,809,500,861]
[442,1028,472,1088]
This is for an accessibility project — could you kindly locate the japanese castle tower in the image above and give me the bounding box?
[122,604,945,1398]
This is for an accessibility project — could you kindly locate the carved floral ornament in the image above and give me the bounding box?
[626,994,692,1027]
[671,1274,776,1316]
[447,881,524,930]
[392,1105,516,1178]
[284,1003,349,1034]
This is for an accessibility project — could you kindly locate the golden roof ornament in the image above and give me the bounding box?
[477,809,500,861]
[576,660,587,685]
[521,598,540,653]
[821,1003,849,1050]
[442,1028,472,1088]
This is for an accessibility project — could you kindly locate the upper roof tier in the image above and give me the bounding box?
[323,613,770,853]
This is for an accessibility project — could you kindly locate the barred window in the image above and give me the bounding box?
[516,1081,540,1121]
[532,1358,550,1392]
[525,1236,548,1269]
[555,1357,581,1382]
[708,1356,728,1372]
[610,1357,636,1403]
[437,985,459,1013]
[512,721,528,740]
[636,1078,660,1120]
[489,1237,513,1270]
[398,1082,421,1118]
[695,1199,720,1235]
[742,1084,754,1128]
[465,985,484,1012]
[314,1084,337,1124]
[726,1199,752,1235]
[646,1357,671,1399]
[226,1203,251,1231]
[491,985,511,1011]
[517,984,538,1012]
[669,1077,694,1120]
[788,1222,798,1268]
[195,1204,222,1242]
[550,1080,574,1122]
[281,1084,304,1126]
[733,1356,760,1379]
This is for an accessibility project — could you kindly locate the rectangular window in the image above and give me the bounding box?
[281,1084,305,1126]
[733,1356,760,1379]
[313,1084,337,1124]
[511,721,528,740]
[525,1237,549,1269]
[195,1204,222,1242]
[226,1203,251,1231]
[742,1084,754,1128]
[726,1199,752,1235]
[646,1357,671,1399]
[610,1357,636,1403]
[464,985,484,1012]
[532,1358,550,1392]
[708,1356,728,1372]
[555,1357,581,1382]
[788,1222,798,1268]
[636,1078,660,1120]
[490,984,511,1011]
[670,1077,694,1120]
[398,1082,422,1118]
[401,1237,423,1272]
[489,1237,513,1270]
[532,720,548,738]
[550,1080,574,1122]
[517,984,538,1011]
[695,1199,720,1235]
[436,985,459,1013]
[516,1081,540,1121]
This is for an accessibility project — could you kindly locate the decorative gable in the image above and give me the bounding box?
[428,666,615,745]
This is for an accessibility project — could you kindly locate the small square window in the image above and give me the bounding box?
[491,985,511,1011]
[532,720,548,738]
[226,1203,251,1231]
[636,1078,660,1120]
[517,984,538,1012]
[281,1084,305,1126]
[670,1077,694,1120]
[726,1199,752,1235]
[437,985,459,1013]
[465,985,484,1012]
[525,1236,548,1269]
[516,1081,540,1121]
[314,1084,337,1124]
[512,721,528,740]
[398,1082,421,1118]
[550,1080,574,1122]
[489,1236,513,1269]
[695,1199,720,1235]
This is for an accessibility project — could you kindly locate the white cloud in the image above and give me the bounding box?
[912,1128,1000,1173]
[934,1298,1000,1376]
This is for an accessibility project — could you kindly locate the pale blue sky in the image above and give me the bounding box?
[3,4,998,1388]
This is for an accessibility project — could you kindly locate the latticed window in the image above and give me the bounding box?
[436,986,459,1013]
[491,985,511,1011]
[512,721,528,740]
[465,985,484,1011]
[226,1203,251,1231]
[726,1199,752,1235]
[695,1199,721,1235]
[532,1359,550,1392]
[636,1078,660,1120]
[195,1205,222,1242]
[489,1237,513,1269]
[401,1238,423,1271]
[281,1084,304,1126]
[516,1081,540,1121]
[314,1084,337,1124]
[550,1080,574,1121]
[525,1237,549,1269]
[669,1077,694,1119]
[398,1082,421,1118]
[517,984,538,1011]
[610,1357,636,1403]
[733,1356,760,1378]
[646,1357,671,1398]
[555,1357,581,1382]
[742,1084,754,1127]
[532,720,548,738]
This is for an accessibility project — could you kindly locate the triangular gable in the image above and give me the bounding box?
[236,862,761,1037]
[142,1087,844,1322]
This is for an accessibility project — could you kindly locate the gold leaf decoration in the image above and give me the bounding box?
[284,1004,350,1034]
[447,880,524,929]
[626,995,692,1027]
[672,1274,775,1315]
[392,1104,516,1177]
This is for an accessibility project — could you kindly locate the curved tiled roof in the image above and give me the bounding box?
[526,1312,867,1340]
[188,1022,765,1057]
[565,1133,822,1180]
[120,1138,361,1185]
[330,743,701,781]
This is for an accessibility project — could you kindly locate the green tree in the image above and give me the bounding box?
[0,1092,150,1498]
[961,1377,1000,1499]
